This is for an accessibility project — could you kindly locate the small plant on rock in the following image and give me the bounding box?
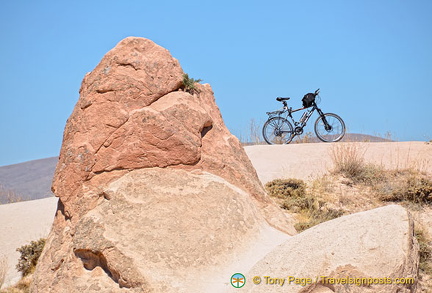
[181,73,202,94]
[16,238,46,277]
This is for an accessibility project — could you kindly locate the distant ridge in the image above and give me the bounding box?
[0,157,58,203]
[341,133,393,142]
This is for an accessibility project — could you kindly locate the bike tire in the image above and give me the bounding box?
[314,113,346,142]
[262,117,294,145]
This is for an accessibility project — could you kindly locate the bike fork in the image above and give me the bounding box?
[317,109,332,131]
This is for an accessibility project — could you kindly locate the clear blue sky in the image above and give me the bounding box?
[1,0,431,166]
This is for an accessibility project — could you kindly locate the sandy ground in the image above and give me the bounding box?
[0,197,58,288]
[245,141,432,184]
[0,141,431,289]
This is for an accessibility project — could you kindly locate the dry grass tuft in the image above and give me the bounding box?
[294,132,314,144]
[0,185,22,204]
[0,275,32,293]
[330,143,387,185]
[0,256,7,290]
[330,143,366,176]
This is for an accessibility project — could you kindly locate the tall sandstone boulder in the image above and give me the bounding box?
[31,37,295,292]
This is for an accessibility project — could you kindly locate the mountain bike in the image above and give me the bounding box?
[262,89,345,144]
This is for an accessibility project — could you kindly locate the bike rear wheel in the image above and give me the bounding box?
[314,113,345,142]
[262,117,294,144]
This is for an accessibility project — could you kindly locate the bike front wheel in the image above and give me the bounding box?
[262,117,294,145]
[314,113,346,142]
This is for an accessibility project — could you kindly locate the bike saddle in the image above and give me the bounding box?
[276,97,290,101]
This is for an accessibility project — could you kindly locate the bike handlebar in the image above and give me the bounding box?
[314,88,320,96]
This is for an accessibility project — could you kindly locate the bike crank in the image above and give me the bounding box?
[294,126,304,135]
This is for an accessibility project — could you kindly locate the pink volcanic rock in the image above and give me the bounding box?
[32,37,295,293]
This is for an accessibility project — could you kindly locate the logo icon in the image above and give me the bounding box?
[231,273,246,288]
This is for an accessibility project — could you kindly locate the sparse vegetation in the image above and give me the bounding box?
[265,178,306,199]
[16,239,45,277]
[415,228,432,275]
[0,256,7,290]
[181,73,202,94]
[377,171,432,206]
[248,118,262,145]
[0,275,32,293]
[330,143,386,184]
[265,178,344,232]
[0,238,45,293]
[0,185,22,204]
[294,132,314,144]
[266,141,432,290]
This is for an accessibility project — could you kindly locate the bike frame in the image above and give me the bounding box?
[268,99,329,134]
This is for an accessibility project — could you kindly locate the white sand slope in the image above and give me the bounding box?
[0,197,58,288]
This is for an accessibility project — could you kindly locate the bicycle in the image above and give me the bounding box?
[262,89,345,144]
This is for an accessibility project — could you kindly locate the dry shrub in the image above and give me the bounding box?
[16,239,45,277]
[378,170,432,206]
[265,178,307,199]
[265,178,343,232]
[415,228,432,275]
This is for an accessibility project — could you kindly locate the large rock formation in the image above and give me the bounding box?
[31,37,295,292]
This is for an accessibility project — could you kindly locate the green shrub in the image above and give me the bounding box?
[181,73,202,94]
[16,238,45,277]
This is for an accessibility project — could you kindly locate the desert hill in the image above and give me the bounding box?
[0,157,57,203]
